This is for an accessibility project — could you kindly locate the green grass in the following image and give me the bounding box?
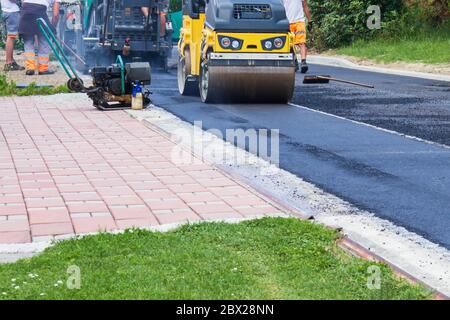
[0,218,429,300]
[0,74,70,96]
[336,23,450,64]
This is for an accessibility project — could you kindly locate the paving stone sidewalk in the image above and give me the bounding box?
[0,94,284,244]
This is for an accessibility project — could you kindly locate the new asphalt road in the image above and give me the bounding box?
[149,64,450,249]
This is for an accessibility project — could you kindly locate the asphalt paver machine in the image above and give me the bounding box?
[75,0,172,71]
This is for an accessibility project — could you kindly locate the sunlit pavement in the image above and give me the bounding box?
[0,95,284,243]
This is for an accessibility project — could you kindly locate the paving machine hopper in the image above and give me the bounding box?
[177,0,296,103]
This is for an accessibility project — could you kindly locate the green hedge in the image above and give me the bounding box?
[308,0,406,50]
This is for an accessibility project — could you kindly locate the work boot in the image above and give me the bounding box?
[4,61,25,72]
[300,60,309,74]
[25,70,35,76]
[38,70,56,75]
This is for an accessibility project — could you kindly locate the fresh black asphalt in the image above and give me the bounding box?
[149,65,450,248]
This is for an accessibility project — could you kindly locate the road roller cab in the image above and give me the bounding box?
[178,0,296,103]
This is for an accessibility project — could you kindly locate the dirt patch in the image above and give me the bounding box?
[322,52,450,76]
[0,49,91,87]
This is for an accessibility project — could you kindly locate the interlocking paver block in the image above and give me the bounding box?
[222,195,267,207]
[61,192,102,202]
[31,222,74,237]
[22,188,60,198]
[0,204,28,216]
[0,220,29,232]
[72,216,117,234]
[155,210,201,225]
[67,201,109,214]
[147,199,189,211]
[28,208,71,224]
[25,197,66,208]
[0,231,31,243]
[199,212,244,220]
[188,202,235,215]
[115,218,158,229]
[110,205,152,219]
[0,95,286,243]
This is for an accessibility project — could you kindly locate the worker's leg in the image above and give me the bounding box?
[160,12,167,37]
[160,0,170,37]
[37,32,52,74]
[3,12,24,71]
[23,34,37,75]
[300,43,307,61]
[290,22,308,73]
[141,7,149,17]
[5,35,16,64]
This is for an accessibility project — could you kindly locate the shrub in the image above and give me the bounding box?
[170,0,182,12]
[308,0,406,50]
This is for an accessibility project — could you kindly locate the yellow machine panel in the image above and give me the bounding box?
[213,33,292,53]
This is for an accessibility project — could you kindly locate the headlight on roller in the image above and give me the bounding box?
[220,37,231,48]
[274,38,284,49]
[218,36,243,50]
[261,36,287,51]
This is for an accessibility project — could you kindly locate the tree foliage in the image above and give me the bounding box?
[407,0,449,24]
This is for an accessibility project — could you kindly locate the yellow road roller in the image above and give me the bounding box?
[178,0,296,103]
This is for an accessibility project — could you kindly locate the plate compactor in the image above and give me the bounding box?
[86,60,152,110]
[178,0,296,103]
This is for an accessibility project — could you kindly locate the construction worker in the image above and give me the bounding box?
[141,0,169,37]
[281,0,312,73]
[18,0,60,75]
[1,0,25,71]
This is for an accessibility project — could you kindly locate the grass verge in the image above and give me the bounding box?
[0,217,429,300]
[0,74,69,96]
[336,22,450,64]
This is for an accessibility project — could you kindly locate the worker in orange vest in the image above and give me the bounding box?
[281,0,313,74]
[18,0,60,75]
[141,0,169,38]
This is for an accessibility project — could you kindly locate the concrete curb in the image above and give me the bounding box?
[309,55,450,82]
